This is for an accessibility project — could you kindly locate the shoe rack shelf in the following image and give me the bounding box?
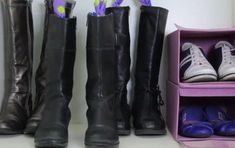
[177,82,235,97]
[166,27,235,144]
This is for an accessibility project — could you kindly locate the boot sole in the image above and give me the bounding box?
[85,145,119,148]
[35,139,67,148]
[0,129,23,135]
[85,140,119,147]
[118,129,131,136]
[85,143,119,148]
[135,129,167,136]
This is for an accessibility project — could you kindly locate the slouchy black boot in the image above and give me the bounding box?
[106,7,131,136]
[85,14,119,146]
[34,15,77,147]
[24,0,53,135]
[0,0,33,134]
[132,6,168,136]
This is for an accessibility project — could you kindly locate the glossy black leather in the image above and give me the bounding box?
[105,7,131,135]
[0,0,33,135]
[34,15,77,148]
[24,0,53,135]
[132,6,168,135]
[85,14,119,146]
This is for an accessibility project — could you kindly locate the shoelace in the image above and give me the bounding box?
[191,46,207,66]
[222,45,235,65]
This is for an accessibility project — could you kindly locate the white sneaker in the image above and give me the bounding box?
[180,43,217,83]
[214,41,235,81]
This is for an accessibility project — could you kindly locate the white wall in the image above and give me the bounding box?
[0,0,233,124]
[233,0,235,25]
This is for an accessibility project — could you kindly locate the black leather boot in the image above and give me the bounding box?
[85,14,119,146]
[24,0,53,135]
[106,7,131,136]
[132,6,168,136]
[0,0,33,135]
[34,15,77,147]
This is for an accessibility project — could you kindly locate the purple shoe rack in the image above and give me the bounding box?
[167,26,235,146]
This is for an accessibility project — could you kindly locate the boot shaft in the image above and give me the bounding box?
[106,6,130,34]
[44,15,77,101]
[34,0,54,107]
[3,0,34,93]
[135,6,168,90]
[86,14,116,100]
[105,7,131,88]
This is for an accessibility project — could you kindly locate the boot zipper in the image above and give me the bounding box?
[97,20,103,99]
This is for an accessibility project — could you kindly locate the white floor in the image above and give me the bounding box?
[0,124,182,148]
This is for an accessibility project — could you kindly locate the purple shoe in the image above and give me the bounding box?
[206,105,235,136]
[179,106,214,138]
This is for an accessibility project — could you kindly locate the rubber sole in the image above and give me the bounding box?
[183,74,217,83]
[85,145,119,148]
[135,129,167,136]
[85,140,119,147]
[180,134,213,138]
[35,139,68,148]
[220,73,235,81]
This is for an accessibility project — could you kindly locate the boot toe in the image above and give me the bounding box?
[215,122,235,136]
[35,126,68,148]
[85,126,119,146]
[24,119,40,135]
[117,121,131,135]
[134,119,166,135]
[0,120,23,135]
[181,124,214,138]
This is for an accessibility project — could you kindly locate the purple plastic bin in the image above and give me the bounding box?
[167,26,235,147]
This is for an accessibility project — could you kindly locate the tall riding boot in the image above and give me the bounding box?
[0,0,33,134]
[132,6,168,136]
[85,14,119,146]
[34,15,77,147]
[24,0,53,134]
[106,7,131,135]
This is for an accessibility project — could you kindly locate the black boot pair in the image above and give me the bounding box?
[85,6,168,147]
[0,0,77,147]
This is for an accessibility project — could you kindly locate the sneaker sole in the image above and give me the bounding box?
[183,74,217,83]
[220,73,235,81]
